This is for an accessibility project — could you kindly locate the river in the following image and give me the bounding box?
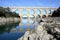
[0,18,37,40]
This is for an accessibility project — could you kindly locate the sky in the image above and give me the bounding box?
[0,0,60,8]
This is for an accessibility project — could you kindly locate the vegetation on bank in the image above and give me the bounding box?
[51,7,60,17]
[0,7,20,18]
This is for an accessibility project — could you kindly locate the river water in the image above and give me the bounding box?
[0,18,38,40]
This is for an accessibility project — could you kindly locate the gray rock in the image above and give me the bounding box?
[18,22,53,40]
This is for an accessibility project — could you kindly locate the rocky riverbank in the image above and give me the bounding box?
[0,17,20,25]
[18,22,54,40]
[18,17,60,40]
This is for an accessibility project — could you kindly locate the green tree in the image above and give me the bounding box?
[0,6,20,17]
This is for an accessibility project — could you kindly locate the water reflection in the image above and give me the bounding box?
[0,22,19,34]
[0,22,25,40]
[0,18,36,40]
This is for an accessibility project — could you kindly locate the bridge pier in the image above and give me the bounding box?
[39,9,42,19]
[45,9,48,17]
[19,9,23,26]
[27,9,30,26]
[34,9,37,24]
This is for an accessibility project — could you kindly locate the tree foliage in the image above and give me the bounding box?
[0,7,20,17]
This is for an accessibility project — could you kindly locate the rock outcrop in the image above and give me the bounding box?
[18,22,54,40]
[18,17,60,40]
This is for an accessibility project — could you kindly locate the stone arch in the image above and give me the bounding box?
[38,14,41,18]
[22,9,28,14]
[48,15,51,17]
[42,9,47,15]
[49,9,55,16]
[42,15,46,18]
[48,9,51,14]
[36,9,41,14]
[30,9,34,14]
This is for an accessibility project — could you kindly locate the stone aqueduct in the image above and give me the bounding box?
[8,7,57,25]
[9,7,57,17]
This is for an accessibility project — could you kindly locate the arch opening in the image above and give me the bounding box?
[48,10,51,14]
[30,9,34,14]
[22,9,28,14]
[36,9,41,14]
[42,9,47,15]
[42,15,46,18]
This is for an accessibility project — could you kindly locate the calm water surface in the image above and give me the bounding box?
[0,19,37,40]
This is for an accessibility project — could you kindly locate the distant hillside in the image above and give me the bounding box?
[51,7,60,17]
[0,7,20,18]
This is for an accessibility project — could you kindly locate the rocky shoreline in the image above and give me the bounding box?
[0,17,20,25]
[18,17,60,40]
